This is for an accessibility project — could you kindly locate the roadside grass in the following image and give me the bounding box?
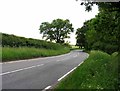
[54,50,118,90]
[2,47,70,62]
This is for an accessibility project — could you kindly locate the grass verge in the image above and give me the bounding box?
[2,47,70,62]
[54,50,118,90]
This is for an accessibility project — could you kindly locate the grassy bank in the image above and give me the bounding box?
[55,50,118,90]
[2,47,70,62]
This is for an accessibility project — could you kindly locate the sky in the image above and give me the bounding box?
[0,0,99,45]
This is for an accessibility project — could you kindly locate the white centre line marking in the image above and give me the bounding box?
[73,55,77,57]
[56,58,70,62]
[56,60,60,62]
[0,64,44,76]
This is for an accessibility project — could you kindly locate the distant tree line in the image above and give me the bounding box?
[76,2,120,54]
[2,33,70,50]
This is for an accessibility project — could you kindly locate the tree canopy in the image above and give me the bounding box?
[39,19,74,43]
[76,1,120,54]
[76,21,89,48]
[80,2,120,12]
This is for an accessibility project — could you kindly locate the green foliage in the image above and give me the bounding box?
[55,51,118,90]
[76,2,119,54]
[76,28,85,48]
[39,19,74,43]
[80,2,120,12]
[2,47,70,62]
[2,33,68,50]
[86,11,118,54]
[2,33,71,62]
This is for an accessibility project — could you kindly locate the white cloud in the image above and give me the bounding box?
[0,0,99,45]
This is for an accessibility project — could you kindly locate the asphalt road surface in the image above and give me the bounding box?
[1,50,89,90]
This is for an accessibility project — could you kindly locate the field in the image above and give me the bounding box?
[1,33,71,62]
[55,50,118,90]
[2,47,70,62]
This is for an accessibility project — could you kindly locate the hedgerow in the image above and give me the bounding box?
[2,33,69,50]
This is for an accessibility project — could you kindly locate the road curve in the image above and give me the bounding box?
[1,50,89,90]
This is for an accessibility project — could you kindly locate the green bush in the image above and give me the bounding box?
[91,41,118,54]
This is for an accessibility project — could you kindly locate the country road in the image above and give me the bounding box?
[1,50,89,90]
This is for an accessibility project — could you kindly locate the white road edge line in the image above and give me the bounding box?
[58,66,77,82]
[3,59,32,64]
[0,64,44,76]
[3,52,72,64]
[43,86,51,90]
[58,61,84,82]
[78,61,83,66]
[43,62,84,90]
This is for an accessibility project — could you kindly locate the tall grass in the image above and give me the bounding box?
[55,50,118,90]
[2,47,70,62]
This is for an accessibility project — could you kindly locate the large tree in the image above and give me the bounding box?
[76,1,120,53]
[76,20,89,49]
[39,19,74,43]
